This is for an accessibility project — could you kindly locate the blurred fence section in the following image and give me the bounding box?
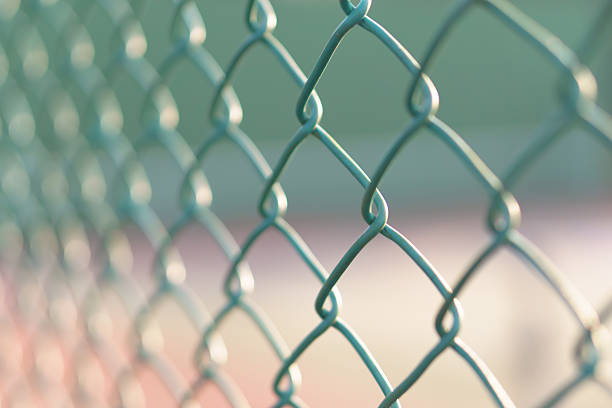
[0,0,611,407]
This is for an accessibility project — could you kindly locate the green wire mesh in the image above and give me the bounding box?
[0,0,611,407]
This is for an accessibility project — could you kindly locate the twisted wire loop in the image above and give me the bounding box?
[0,0,610,407]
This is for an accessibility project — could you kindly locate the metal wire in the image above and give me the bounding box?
[0,0,610,407]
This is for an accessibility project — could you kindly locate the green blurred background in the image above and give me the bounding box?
[78,0,612,219]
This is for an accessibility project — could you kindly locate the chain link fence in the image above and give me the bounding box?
[0,0,610,406]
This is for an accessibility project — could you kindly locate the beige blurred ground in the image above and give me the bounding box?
[132,195,612,407]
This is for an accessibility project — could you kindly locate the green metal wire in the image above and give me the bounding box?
[0,0,610,407]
